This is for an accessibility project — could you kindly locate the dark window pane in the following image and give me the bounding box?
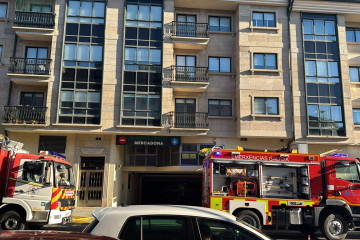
[124,85,136,91]
[139,28,149,40]
[319,84,329,96]
[307,83,318,96]
[307,97,318,103]
[77,69,88,82]
[124,71,136,84]
[137,72,148,84]
[304,41,315,53]
[39,136,67,153]
[327,42,339,55]
[138,41,149,46]
[79,37,90,42]
[92,38,104,44]
[330,84,341,97]
[125,40,137,46]
[151,28,162,41]
[92,25,105,37]
[66,23,78,35]
[126,27,137,39]
[90,69,103,82]
[79,24,91,36]
[316,42,326,54]
[63,68,76,81]
[65,36,77,42]
[149,73,162,85]
[309,129,320,135]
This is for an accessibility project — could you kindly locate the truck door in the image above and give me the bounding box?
[13,159,53,208]
[327,159,360,204]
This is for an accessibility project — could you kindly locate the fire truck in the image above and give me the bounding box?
[201,146,360,240]
[0,135,76,230]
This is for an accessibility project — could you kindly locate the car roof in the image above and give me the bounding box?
[0,231,116,240]
[93,205,237,222]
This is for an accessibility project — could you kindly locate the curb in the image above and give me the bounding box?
[72,217,94,224]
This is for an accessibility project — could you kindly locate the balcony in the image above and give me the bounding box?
[13,11,55,41]
[167,66,209,93]
[162,112,209,135]
[2,106,47,126]
[8,58,52,84]
[170,21,209,50]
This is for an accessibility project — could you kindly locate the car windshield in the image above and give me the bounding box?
[55,162,75,188]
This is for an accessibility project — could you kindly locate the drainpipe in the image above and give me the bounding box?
[287,0,295,150]
[7,35,17,106]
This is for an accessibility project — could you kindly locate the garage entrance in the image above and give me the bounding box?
[141,174,202,206]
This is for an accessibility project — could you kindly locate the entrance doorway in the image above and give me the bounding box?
[78,157,105,207]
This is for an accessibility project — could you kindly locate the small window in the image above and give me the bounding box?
[209,57,231,73]
[38,136,67,153]
[208,99,232,116]
[253,12,275,27]
[254,53,277,70]
[209,16,231,32]
[22,161,45,184]
[254,97,279,115]
[346,28,360,42]
[350,67,360,82]
[0,3,7,18]
[353,109,360,125]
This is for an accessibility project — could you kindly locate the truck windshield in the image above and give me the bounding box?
[335,162,360,183]
[55,162,75,188]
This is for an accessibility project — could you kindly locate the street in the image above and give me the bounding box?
[40,222,360,240]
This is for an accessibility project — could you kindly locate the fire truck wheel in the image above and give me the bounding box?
[320,213,348,240]
[0,211,25,230]
[236,210,261,230]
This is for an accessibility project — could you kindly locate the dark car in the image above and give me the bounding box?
[0,231,117,240]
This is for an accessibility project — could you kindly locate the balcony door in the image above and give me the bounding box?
[30,4,52,13]
[175,99,195,128]
[20,92,44,107]
[26,47,48,74]
[176,14,196,37]
[176,55,196,81]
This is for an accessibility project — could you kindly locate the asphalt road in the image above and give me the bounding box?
[40,223,360,239]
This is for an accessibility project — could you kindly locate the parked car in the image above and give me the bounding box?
[83,205,272,240]
[0,231,117,240]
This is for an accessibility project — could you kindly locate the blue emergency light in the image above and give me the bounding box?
[214,151,222,156]
[50,151,66,159]
[332,153,348,157]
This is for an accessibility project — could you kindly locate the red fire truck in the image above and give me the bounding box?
[201,146,360,240]
[0,135,76,230]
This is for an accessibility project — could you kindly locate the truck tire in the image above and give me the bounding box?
[0,211,26,230]
[299,224,317,235]
[236,210,262,230]
[320,213,348,240]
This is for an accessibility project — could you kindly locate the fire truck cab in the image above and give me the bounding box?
[201,146,360,240]
[0,135,76,230]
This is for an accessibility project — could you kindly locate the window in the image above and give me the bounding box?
[252,12,275,27]
[20,92,44,107]
[254,53,277,70]
[209,57,231,73]
[22,161,46,184]
[181,144,213,165]
[0,3,7,18]
[353,109,360,125]
[120,216,188,240]
[0,45,3,62]
[125,47,161,65]
[346,28,360,42]
[335,162,360,183]
[208,99,232,117]
[209,16,231,32]
[350,67,360,82]
[254,97,279,115]
[197,218,262,240]
[38,136,67,153]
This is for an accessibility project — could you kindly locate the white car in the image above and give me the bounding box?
[83,205,272,240]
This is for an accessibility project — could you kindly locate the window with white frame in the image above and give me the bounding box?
[252,12,275,27]
[209,57,231,73]
[254,53,277,70]
[350,67,360,82]
[209,16,231,32]
[254,97,279,115]
[208,99,232,116]
[0,3,7,18]
[353,109,360,125]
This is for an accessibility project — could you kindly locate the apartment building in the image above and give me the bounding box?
[0,0,359,207]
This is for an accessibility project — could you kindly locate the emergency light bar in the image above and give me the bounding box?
[332,153,348,157]
[50,151,66,159]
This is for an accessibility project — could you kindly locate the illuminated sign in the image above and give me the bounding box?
[116,135,181,146]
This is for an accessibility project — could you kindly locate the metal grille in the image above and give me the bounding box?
[162,112,208,128]
[2,106,47,124]
[89,172,103,187]
[88,190,102,201]
[171,21,209,38]
[171,66,208,82]
[14,11,55,28]
[8,57,52,75]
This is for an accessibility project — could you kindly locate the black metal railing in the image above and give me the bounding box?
[8,57,52,75]
[171,66,209,82]
[170,21,209,38]
[162,112,208,129]
[2,106,47,124]
[14,11,55,28]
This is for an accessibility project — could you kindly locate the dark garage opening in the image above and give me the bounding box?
[141,174,202,206]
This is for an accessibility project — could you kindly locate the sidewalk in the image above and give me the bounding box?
[72,207,98,223]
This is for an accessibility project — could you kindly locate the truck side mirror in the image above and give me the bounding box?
[338,161,350,167]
